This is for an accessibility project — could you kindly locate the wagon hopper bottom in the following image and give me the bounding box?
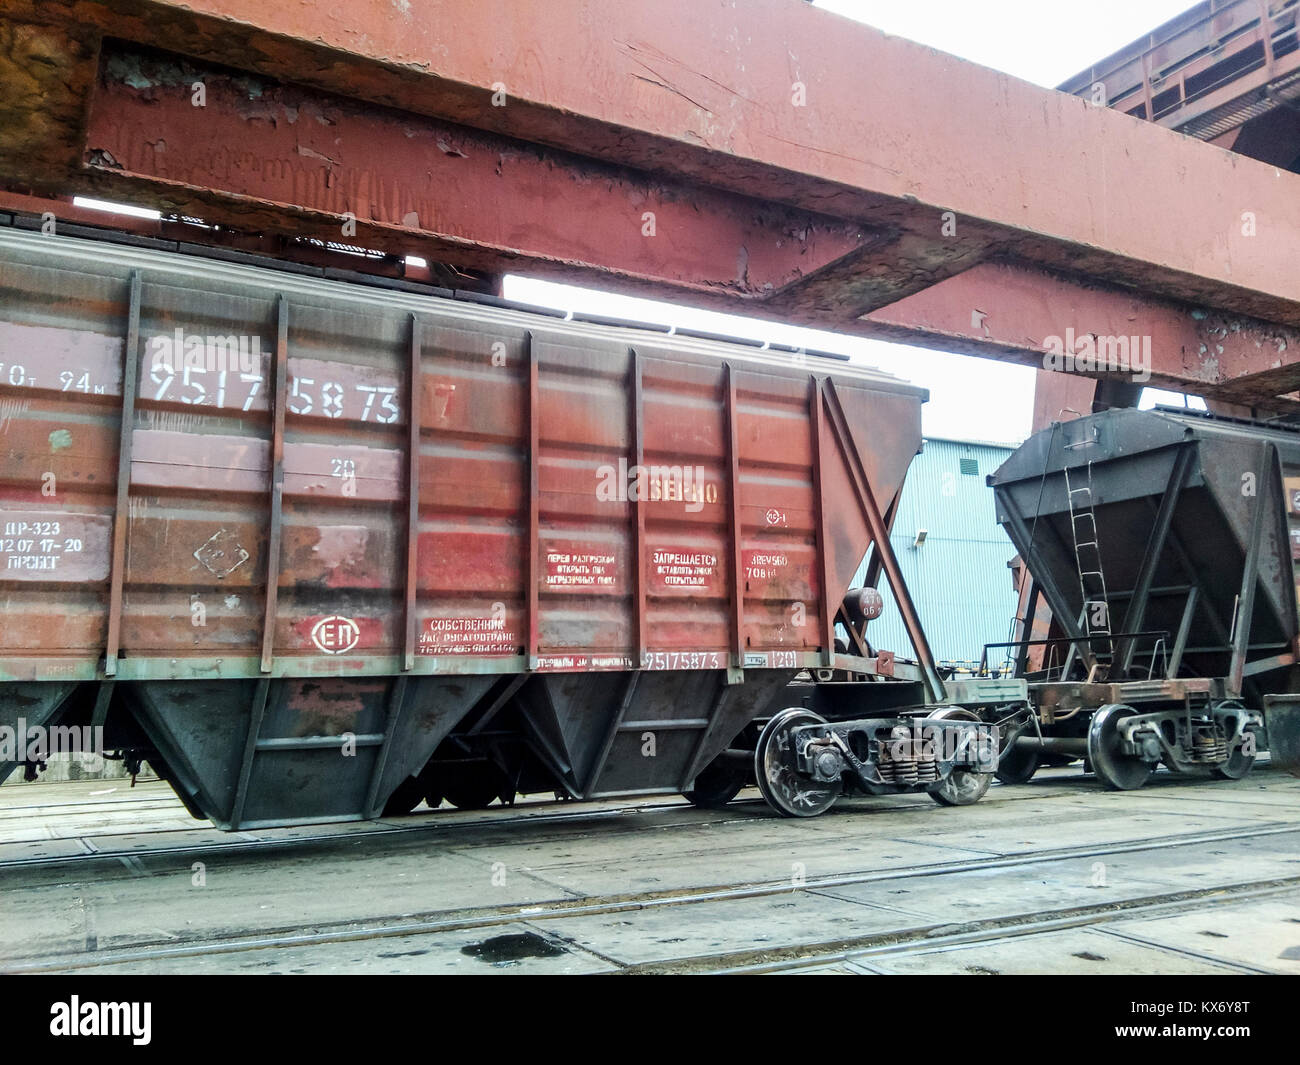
[0,228,1001,827]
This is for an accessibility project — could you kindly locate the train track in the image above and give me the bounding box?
[6,819,1297,974]
[682,878,1297,975]
[0,762,1194,871]
[0,794,759,873]
[0,793,175,819]
[0,768,1219,876]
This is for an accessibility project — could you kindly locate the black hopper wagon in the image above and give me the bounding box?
[985,406,1300,789]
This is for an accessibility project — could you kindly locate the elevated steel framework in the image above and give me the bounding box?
[1,0,1299,409]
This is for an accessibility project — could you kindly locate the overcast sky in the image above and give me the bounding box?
[504,0,1202,444]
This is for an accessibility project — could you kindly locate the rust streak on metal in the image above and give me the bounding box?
[403,315,422,671]
[260,296,288,674]
[630,348,646,668]
[724,363,744,671]
[526,332,539,669]
[104,270,140,677]
[809,375,835,669]
[78,48,869,301]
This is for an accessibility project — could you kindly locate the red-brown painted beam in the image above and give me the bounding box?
[77,51,872,300]
[3,0,1300,407]
[3,1,1300,324]
[0,189,498,292]
[1032,370,1099,432]
[863,261,1300,407]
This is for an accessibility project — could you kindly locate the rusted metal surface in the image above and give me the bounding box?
[809,376,835,669]
[0,227,937,825]
[1,0,1300,406]
[1031,371,1100,433]
[1039,1,1300,423]
[260,297,288,674]
[723,363,745,672]
[864,261,1300,413]
[0,227,922,684]
[525,334,540,668]
[1060,0,1300,138]
[629,350,647,666]
[65,35,1300,322]
[76,48,872,302]
[103,271,140,676]
[402,316,422,672]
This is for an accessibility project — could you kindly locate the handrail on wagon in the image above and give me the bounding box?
[978,631,1172,681]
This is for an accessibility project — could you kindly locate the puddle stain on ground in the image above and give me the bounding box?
[461,932,566,966]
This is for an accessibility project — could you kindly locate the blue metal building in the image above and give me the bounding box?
[854,436,1020,672]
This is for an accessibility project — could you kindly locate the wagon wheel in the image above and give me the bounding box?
[1206,702,1257,781]
[415,764,444,809]
[1087,704,1153,790]
[1210,744,1256,780]
[381,774,426,817]
[994,743,1041,786]
[434,762,509,810]
[754,708,840,818]
[683,756,748,808]
[928,707,993,807]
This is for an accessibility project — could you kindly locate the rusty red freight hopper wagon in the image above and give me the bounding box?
[0,228,1005,825]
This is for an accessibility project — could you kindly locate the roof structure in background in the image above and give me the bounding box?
[1059,0,1300,157]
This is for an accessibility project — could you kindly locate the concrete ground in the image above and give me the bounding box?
[1,762,1297,974]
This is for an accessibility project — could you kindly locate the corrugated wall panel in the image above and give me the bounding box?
[0,229,926,683]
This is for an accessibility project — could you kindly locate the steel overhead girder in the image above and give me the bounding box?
[863,261,1300,408]
[2,0,1300,395]
[73,48,874,300]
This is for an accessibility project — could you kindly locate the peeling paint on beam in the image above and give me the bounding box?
[0,19,95,178]
[81,49,873,298]
[4,0,1299,321]
[861,261,1300,401]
